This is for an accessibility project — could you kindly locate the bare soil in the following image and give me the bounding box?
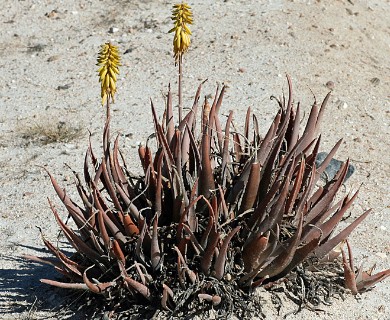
[0,0,389,319]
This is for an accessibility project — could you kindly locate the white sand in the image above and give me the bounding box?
[0,0,389,319]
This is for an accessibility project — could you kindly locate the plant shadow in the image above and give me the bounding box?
[0,245,159,320]
[0,246,87,320]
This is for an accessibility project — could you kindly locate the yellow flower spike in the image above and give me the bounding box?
[168,2,193,63]
[96,42,121,105]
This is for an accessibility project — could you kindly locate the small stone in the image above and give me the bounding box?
[45,10,58,19]
[370,77,380,86]
[47,55,60,62]
[64,143,76,150]
[326,81,335,90]
[224,273,232,281]
[57,84,71,90]
[109,27,119,33]
[238,67,245,73]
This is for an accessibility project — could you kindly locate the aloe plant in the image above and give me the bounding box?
[25,2,389,318]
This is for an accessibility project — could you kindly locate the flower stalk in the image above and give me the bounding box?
[169,2,193,122]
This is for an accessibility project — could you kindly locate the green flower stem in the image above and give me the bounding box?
[178,54,183,123]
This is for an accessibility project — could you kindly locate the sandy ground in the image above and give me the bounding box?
[0,0,389,319]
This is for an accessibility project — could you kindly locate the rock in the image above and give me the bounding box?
[47,55,60,62]
[57,84,71,90]
[109,27,119,33]
[326,80,335,90]
[315,152,355,182]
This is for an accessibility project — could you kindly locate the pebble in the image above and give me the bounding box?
[64,143,76,150]
[109,27,119,33]
[326,80,335,90]
[370,77,380,86]
[47,55,60,62]
[45,10,58,19]
[57,84,71,90]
